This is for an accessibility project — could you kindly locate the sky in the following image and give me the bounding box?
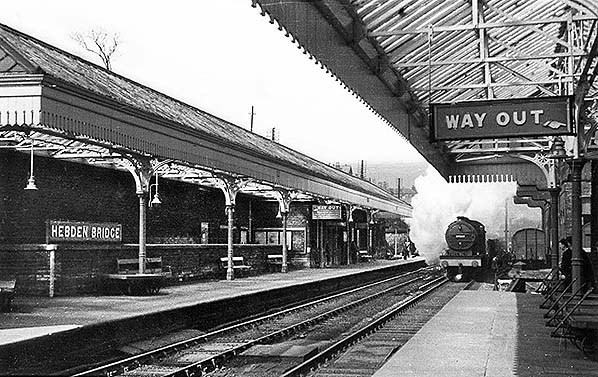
[1,1,542,250]
[0,0,425,165]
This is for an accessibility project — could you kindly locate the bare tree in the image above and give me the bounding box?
[71,29,120,71]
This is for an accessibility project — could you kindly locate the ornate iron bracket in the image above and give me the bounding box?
[511,153,557,189]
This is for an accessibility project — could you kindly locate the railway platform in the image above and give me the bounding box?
[0,257,426,374]
[373,289,598,377]
[1,259,423,344]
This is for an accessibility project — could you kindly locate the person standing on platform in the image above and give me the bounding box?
[560,236,596,291]
[559,237,572,289]
[408,238,417,258]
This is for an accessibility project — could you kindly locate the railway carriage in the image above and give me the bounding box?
[440,216,486,281]
[511,228,546,261]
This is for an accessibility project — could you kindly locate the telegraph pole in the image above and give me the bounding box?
[249,106,255,132]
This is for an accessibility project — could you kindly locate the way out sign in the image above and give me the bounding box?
[430,96,573,141]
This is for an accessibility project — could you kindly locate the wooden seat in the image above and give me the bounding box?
[220,256,252,277]
[358,250,374,262]
[102,257,171,295]
[267,254,284,271]
[114,257,171,276]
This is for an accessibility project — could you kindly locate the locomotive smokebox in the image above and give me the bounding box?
[441,217,487,281]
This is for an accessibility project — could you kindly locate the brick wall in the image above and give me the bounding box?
[0,151,270,245]
[0,243,282,296]
[1,151,140,243]
[0,245,51,295]
[0,150,369,294]
[251,201,310,228]
[558,181,591,240]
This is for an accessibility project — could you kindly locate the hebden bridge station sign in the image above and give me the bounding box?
[430,96,574,141]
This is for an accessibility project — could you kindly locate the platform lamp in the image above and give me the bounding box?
[24,139,38,190]
[149,172,162,207]
[548,136,568,160]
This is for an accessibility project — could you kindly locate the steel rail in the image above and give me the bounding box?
[280,276,465,377]
[155,273,433,377]
[74,267,437,376]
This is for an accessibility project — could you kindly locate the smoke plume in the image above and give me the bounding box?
[408,167,523,264]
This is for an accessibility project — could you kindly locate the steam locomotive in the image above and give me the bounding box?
[440,216,488,281]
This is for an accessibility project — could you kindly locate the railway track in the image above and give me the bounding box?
[73,267,442,377]
[298,280,469,377]
[202,275,457,377]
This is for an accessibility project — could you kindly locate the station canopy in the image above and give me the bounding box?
[0,23,410,216]
[253,0,598,189]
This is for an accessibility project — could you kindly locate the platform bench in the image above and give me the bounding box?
[267,254,291,272]
[0,280,16,312]
[359,250,374,262]
[220,256,252,277]
[102,257,171,295]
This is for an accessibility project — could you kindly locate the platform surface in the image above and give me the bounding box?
[0,258,420,346]
[373,290,598,377]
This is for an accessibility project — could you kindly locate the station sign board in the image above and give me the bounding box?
[46,220,122,243]
[312,205,342,220]
[430,96,573,141]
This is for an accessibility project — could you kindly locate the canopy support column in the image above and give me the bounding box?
[347,204,356,265]
[281,211,288,272]
[216,176,251,280]
[138,193,147,273]
[274,189,293,273]
[119,156,153,274]
[549,187,560,274]
[368,210,378,255]
[226,204,235,280]
[570,158,585,294]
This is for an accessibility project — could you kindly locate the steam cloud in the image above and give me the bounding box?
[408,167,533,264]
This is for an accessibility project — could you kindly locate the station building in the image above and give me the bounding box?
[0,24,410,296]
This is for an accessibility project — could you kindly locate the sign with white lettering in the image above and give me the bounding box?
[46,220,122,243]
[430,96,573,141]
[312,205,342,220]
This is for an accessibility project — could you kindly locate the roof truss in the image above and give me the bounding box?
[253,0,598,188]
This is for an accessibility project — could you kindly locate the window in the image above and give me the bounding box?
[267,231,279,244]
[253,228,306,252]
[255,231,266,244]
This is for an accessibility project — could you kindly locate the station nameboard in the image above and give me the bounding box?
[312,205,342,220]
[47,220,122,243]
[430,96,573,141]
